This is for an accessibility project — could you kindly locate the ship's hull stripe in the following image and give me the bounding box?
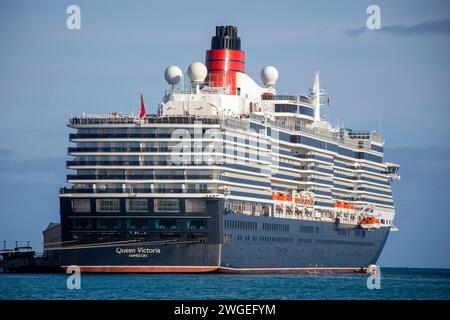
[61,265,220,273]
[61,265,366,274]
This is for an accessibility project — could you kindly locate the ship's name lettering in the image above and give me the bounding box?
[115,247,161,254]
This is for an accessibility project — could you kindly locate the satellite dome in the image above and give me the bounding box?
[188,62,208,84]
[260,66,279,86]
[164,65,182,85]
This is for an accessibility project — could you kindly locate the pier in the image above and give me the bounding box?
[0,223,63,273]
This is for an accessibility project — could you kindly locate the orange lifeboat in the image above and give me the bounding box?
[334,201,355,209]
[359,216,380,229]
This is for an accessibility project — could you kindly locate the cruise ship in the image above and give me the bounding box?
[59,25,400,273]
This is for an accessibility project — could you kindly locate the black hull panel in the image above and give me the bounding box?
[60,214,390,272]
[61,243,220,272]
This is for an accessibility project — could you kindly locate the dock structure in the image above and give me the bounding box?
[0,223,63,273]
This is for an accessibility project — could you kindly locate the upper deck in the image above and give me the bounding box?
[68,113,383,152]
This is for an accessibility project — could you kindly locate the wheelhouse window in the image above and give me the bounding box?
[96,199,120,212]
[155,218,179,230]
[154,199,179,212]
[126,199,148,212]
[72,199,91,213]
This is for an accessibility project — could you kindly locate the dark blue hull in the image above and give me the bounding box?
[221,214,390,270]
[60,198,390,272]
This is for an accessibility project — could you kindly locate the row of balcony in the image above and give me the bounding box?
[67,160,207,166]
[68,147,173,153]
[60,187,219,194]
[69,133,175,139]
[67,174,215,180]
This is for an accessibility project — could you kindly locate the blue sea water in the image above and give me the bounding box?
[0,268,449,300]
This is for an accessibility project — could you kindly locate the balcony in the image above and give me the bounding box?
[68,147,171,153]
[66,160,219,167]
[69,133,172,139]
[66,174,214,180]
[60,187,219,194]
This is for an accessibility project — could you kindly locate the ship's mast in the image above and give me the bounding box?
[312,71,321,122]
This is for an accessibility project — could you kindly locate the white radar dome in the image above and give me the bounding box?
[260,66,279,86]
[188,62,208,84]
[164,65,183,85]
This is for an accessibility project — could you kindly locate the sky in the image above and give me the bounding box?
[0,0,449,268]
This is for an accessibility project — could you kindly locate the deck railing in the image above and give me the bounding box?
[67,114,382,149]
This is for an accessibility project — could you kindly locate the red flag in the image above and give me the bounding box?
[140,93,146,118]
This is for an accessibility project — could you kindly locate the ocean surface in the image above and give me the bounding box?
[0,268,449,300]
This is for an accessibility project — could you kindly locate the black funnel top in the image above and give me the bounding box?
[211,25,241,50]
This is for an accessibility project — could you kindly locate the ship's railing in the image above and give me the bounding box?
[262,94,312,105]
[265,118,361,149]
[69,133,173,139]
[68,115,223,127]
[68,114,382,149]
[221,117,251,131]
[370,131,383,143]
[251,116,382,150]
[68,147,172,153]
[66,174,215,180]
[68,114,137,126]
[247,113,382,146]
[164,85,231,97]
[60,187,220,194]
[67,160,230,167]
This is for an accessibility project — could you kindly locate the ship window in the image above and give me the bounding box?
[96,199,120,212]
[154,199,179,212]
[72,199,91,213]
[126,218,149,230]
[77,169,96,175]
[224,234,232,244]
[275,104,297,113]
[96,218,120,230]
[371,144,383,152]
[126,199,148,212]
[186,219,208,230]
[155,218,179,230]
[185,199,207,213]
[72,218,92,230]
